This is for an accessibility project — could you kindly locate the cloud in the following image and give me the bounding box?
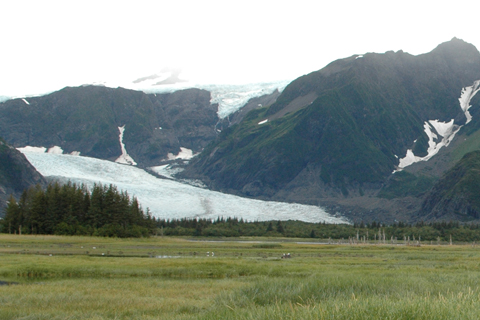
[1,0,479,96]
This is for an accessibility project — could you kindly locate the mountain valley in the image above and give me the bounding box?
[2,38,480,223]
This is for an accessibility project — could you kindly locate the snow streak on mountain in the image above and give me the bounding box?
[19,151,348,224]
[397,80,480,171]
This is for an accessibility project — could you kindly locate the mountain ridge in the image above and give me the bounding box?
[181,38,480,222]
[0,138,46,211]
[2,38,480,223]
[0,86,219,167]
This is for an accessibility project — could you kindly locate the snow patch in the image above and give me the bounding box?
[167,147,195,160]
[22,98,30,105]
[47,146,63,154]
[16,146,47,153]
[355,55,363,59]
[19,151,349,224]
[396,119,460,172]
[396,80,480,172]
[115,125,137,165]
[17,146,79,156]
[258,119,268,125]
[459,80,480,124]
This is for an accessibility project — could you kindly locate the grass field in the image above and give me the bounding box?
[1,235,480,319]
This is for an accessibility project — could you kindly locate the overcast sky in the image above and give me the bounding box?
[1,0,479,97]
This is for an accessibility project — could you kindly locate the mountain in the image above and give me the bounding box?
[3,38,480,224]
[181,38,480,222]
[420,151,480,221]
[0,138,46,211]
[0,86,219,167]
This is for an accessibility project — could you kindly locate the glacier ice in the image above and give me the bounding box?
[19,151,349,224]
[127,80,290,119]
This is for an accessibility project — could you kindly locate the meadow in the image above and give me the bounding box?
[1,235,480,319]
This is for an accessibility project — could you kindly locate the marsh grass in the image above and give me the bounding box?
[2,235,480,319]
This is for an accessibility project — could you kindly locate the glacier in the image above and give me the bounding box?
[133,80,290,119]
[19,151,349,224]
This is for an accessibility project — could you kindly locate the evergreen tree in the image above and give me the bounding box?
[2,182,153,237]
[277,221,285,234]
[266,222,274,232]
[29,185,47,234]
[2,194,20,234]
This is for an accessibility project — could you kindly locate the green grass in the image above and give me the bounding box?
[378,171,436,199]
[2,235,480,319]
[450,130,480,164]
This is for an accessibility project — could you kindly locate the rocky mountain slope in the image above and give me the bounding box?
[181,38,480,222]
[0,86,219,167]
[3,38,480,223]
[0,138,46,211]
[420,151,480,221]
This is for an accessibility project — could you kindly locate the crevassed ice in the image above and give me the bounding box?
[137,80,290,119]
[20,151,349,224]
[203,81,290,118]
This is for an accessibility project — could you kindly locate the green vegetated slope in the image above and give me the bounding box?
[186,38,480,201]
[0,86,218,166]
[421,151,480,221]
[0,138,45,211]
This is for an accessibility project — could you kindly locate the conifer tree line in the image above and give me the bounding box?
[156,217,480,242]
[1,182,155,237]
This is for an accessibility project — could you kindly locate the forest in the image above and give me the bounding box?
[156,217,480,243]
[3,181,480,242]
[1,182,155,237]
